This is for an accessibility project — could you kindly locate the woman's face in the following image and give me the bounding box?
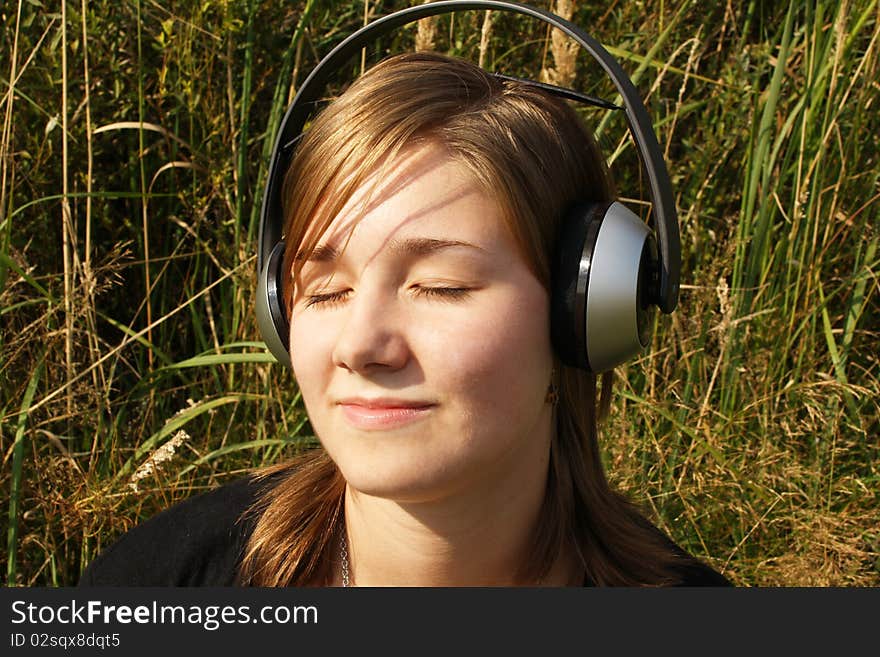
[289,141,554,504]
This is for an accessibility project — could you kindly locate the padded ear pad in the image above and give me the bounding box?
[255,241,292,369]
[551,201,657,372]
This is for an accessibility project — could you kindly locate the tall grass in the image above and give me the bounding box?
[1,0,877,586]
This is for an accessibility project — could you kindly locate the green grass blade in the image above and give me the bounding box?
[0,252,56,303]
[111,393,265,484]
[176,436,317,477]
[817,281,860,420]
[6,353,44,586]
[246,0,319,248]
[160,351,277,370]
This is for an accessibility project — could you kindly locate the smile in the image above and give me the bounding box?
[337,400,436,431]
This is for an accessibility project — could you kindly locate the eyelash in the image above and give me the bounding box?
[304,290,349,308]
[304,286,471,308]
[415,286,471,302]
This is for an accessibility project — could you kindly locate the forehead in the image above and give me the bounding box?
[299,142,513,263]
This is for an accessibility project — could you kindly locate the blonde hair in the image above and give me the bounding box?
[239,52,683,586]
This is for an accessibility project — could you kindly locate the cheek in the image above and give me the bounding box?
[289,317,334,400]
[424,286,553,404]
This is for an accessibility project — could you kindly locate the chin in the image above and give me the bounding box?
[337,455,468,505]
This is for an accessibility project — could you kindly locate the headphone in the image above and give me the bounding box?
[256,0,680,373]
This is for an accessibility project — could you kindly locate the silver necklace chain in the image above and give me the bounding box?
[340,530,351,587]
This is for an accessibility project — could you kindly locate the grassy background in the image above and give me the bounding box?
[2,0,878,587]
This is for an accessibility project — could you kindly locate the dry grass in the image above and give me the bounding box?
[2,0,877,587]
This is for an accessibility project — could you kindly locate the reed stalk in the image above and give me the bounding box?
[1,0,877,587]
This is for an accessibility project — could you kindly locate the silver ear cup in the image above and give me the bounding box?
[255,241,292,369]
[584,201,655,372]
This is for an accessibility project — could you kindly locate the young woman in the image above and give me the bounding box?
[80,51,729,588]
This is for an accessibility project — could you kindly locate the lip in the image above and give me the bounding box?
[336,397,436,430]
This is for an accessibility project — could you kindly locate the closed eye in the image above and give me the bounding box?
[412,286,471,301]
[305,289,351,308]
[305,286,471,308]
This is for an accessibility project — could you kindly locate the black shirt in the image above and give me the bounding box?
[78,475,731,587]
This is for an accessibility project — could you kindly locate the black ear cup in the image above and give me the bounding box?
[255,241,292,369]
[551,201,658,372]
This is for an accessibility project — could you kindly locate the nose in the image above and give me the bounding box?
[331,289,410,374]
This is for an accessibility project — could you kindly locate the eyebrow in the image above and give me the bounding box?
[294,237,485,263]
[295,243,339,263]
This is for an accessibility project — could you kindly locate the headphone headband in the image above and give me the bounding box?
[258,0,679,313]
